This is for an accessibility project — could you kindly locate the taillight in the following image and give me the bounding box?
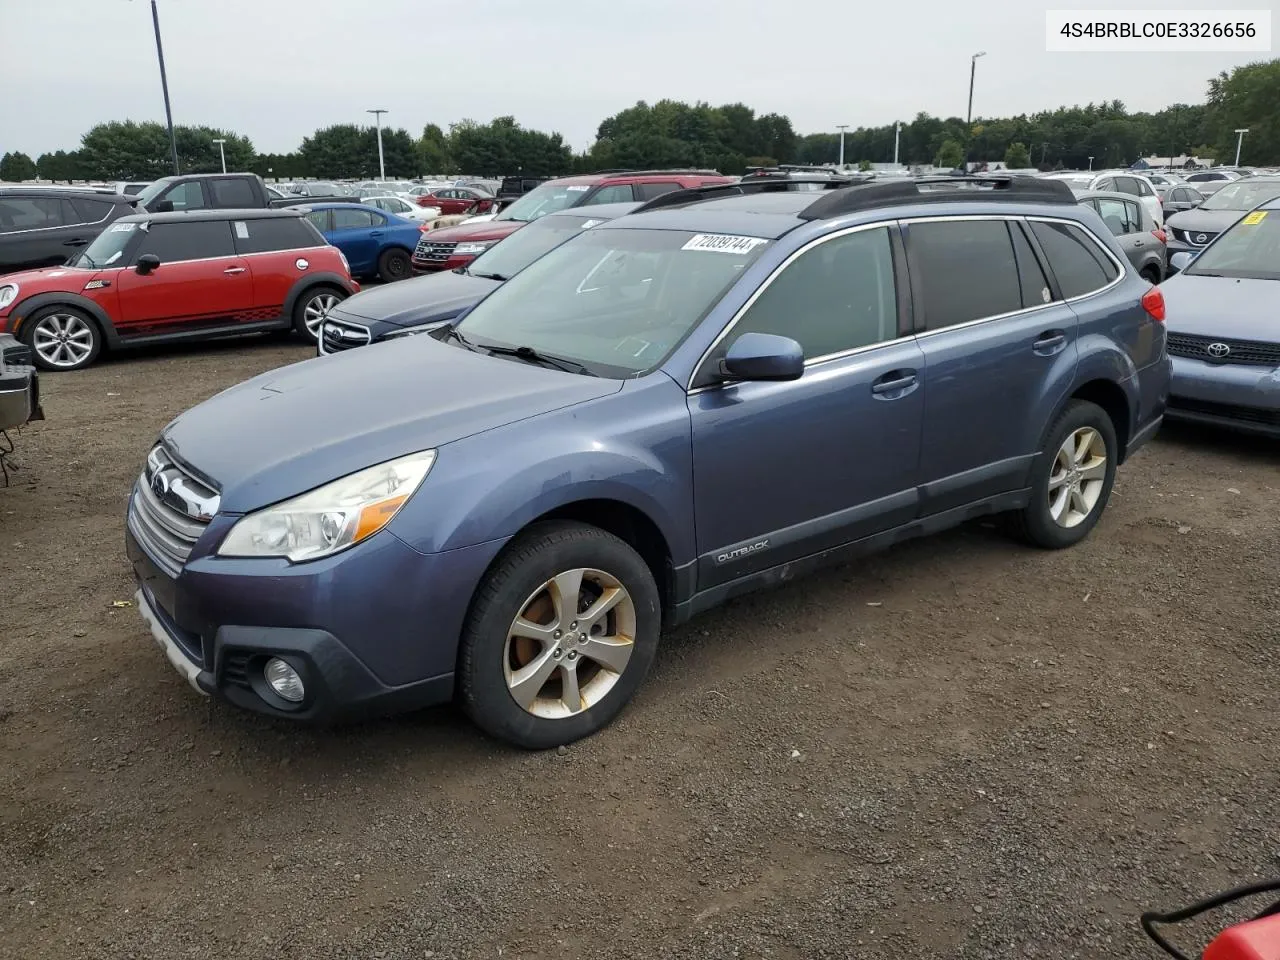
[1152,228,1167,244]
[419,221,431,232]
[1141,286,1165,322]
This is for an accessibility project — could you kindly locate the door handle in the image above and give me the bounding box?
[870,370,918,397]
[223,266,246,275]
[1033,331,1067,355]
[369,231,384,238]
[1132,239,1145,247]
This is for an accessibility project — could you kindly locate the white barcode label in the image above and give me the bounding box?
[682,234,767,254]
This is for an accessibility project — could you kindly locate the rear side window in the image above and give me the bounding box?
[731,226,898,359]
[1095,198,1140,236]
[134,220,235,263]
[1029,221,1119,298]
[332,208,375,230]
[232,217,321,254]
[0,196,67,231]
[909,219,1022,330]
[305,210,331,233]
[210,178,257,207]
[584,184,635,205]
[69,197,116,224]
[1010,222,1053,307]
[634,182,680,201]
[1114,177,1142,197]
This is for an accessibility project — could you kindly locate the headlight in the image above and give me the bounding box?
[217,450,436,562]
[0,284,18,310]
[454,242,491,255]
[382,321,448,340]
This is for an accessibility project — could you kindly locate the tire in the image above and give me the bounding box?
[291,286,346,343]
[1008,399,1118,549]
[1140,265,1161,285]
[377,248,411,283]
[458,520,662,749]
[22,305,102,371]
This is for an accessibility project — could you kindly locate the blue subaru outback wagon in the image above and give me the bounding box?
[126,176,1170,748]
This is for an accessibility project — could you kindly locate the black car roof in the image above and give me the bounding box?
[0,187,135,203]
[117,208,305,224]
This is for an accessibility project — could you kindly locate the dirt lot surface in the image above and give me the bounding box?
[2,339,1278,960]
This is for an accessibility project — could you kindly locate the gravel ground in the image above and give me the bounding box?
[1,338,1278,960]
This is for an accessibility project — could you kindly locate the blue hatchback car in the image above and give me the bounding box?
[302,202,421,283]
[126,176,1170,748]
[1162,198,1280,436]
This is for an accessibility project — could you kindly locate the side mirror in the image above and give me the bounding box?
[151,200,174,213]
[136,254,161,275]
[1169,251,1196,272]
[718,332,804,382]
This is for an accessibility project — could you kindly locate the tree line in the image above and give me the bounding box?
[3,58,1276,184]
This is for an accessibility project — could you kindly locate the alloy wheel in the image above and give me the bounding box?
[303,293,339,337]
[503,567,637,719]
[1048,427,1108,528]
[31,313,95,369]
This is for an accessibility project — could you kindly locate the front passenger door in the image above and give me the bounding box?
[688,224,924,589]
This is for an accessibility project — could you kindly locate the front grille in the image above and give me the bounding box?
[126,446,219,577]
[2,341,33,366]
[320,317,372,355]
[1169,396,1280,427]
[1172,227,1218,246]
[1166,333,1280,366]
[413,239,456,263]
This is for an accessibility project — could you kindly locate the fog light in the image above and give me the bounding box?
[264,657,305,702]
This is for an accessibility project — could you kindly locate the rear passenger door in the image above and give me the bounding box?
[0,195,81,271]
[232,216,323,320]
[688,224,925,588]
[906,217,1080,514]
[329,207,380,273]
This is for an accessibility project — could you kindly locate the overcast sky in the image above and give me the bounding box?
[1,0,1270,157]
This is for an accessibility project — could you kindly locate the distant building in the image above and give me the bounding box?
[1140,154,1214,169]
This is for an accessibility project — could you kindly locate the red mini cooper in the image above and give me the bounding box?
[0,208,358,371]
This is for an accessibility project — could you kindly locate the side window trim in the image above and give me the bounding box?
[688,219,909,391]
[1025,215,1127,304]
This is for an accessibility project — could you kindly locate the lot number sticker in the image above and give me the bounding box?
[234,221,250,239]
[1242,211,1268,225]
[109,222,136,233]
[682,234,767,254]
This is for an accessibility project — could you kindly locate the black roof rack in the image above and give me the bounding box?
[589,168,724,178]
[633,176,867,214]
[798,174,1076,220]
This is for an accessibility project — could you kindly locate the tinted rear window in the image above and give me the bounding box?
[233,217,321,254]
[210,178,257,207]
[0,196,67,231]
[69,197,117,224]
[1029,221,1118,298]
[135,220,236,263]
[909,219,1022,330]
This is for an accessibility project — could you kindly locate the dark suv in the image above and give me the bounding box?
[0,188,138,275]
[125,176,1169,748]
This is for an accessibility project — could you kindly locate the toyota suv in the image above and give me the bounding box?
[410,170,734,274]
[125,176,1169,749]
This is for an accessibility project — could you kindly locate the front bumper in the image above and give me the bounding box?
[411,253,476,275]
[125,516,507,722]
[1166,355,1280,437]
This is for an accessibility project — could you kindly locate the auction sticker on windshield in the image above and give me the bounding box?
[682,234,768,254]
[109,222,136,233]
[1242,211,1268,225]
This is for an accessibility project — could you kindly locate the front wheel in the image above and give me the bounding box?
[23,305,102,371]
[1009,399,1118,549]
[377,248,411,283]
[458,521,661,749]
[292,287,345,343]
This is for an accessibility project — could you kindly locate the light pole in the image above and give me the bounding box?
[211,138,227,173]
[893,122,901,166]
[966,51,986,128]
[367,109,388,179]
[1234,128,1249,166]
[1088,156,1094,171]
[149,0,180,174]
[836,124,849,168]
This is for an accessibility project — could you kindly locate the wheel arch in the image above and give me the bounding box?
[9,292,122,349]
[1069,378,1132,458]
[283,272,355,320]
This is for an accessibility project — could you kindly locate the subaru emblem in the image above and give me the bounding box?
[1206,342,1231,358]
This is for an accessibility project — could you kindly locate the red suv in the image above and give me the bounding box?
[411,170,734,274]
[0,209,358,371]
[413,186,496,215]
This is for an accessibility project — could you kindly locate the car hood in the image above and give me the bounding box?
[162,336,623,513]
[1166,208,1246,232]
[328,270,498,328]
[0,264,105,296]
[425,220,526,242]
[1162,273,1280,343]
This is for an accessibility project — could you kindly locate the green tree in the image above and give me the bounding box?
[858,159,873,172]
[1003,141,1031,168]
[36,150,87,182]
[449,116,571,176]
[299,124,371,178]
[0,151,37,181]
[1206,59,1280,164]
[419,123,451,174]
[77,121,256,179]
[173,126,255,174]
[934,139,964,169]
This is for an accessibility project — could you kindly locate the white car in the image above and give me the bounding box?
[361,194,441,221]
[1042,171,1164,226]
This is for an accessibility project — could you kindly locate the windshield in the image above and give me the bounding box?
[456,227,771,377]
[467,215,608,280]
[1186,210,1280,280]
[1200,181,1280,211]
[72,221,138,268]
[496,182,590,223]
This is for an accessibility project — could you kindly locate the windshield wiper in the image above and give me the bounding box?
[468,271,509,282]
[442,325,479,351]
[482,343,591,376]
